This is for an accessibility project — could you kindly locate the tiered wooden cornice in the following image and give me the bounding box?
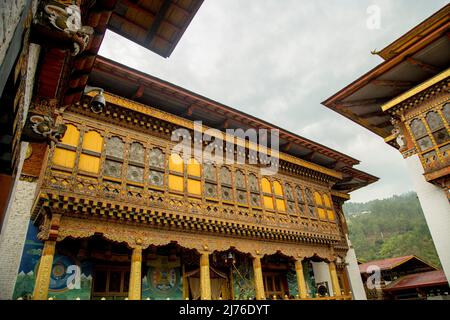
[32,192,340,245]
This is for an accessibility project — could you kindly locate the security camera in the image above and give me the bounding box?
[90,93,105,114]
[83,85,105,113]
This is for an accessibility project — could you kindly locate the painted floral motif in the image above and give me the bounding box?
[106,137,124,159]
[236,190,247,204]
[127,165,143,183]
[103,160,122,178]
[149,170,164,187]
[409,118,427,138]
[426,111,444,131]
[285,183,294,200]
[220,167,232,185]
[235,170,246,189]
[295,186,304,203]
[248,174,259,192]
[221,186,233,201]
[204,183,217,198]
[203,163,216,181]
[250,193,260,207]
[130,142,144,163]
[149,148,164,169]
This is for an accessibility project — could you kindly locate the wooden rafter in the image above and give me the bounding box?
[406,57,441,74]
[119,0,182,32]
[371,79,417,88]
[110,13,173,46]
[358,111,386,119]
[131,84,145,99]
[334,98,390,109]
[145,0,173,45]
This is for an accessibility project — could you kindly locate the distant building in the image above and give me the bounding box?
[359,255,449,300]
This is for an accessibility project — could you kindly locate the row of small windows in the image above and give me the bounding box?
[409,104,450,162]
[52,126,335,220]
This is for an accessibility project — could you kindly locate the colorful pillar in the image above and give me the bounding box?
[128,246,142,300]
[294,259,308,299]
[200,252,211,300]
[252,255,265,300]
[329,262,342,297]
[32,240,56,300]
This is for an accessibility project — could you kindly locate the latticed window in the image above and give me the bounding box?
[314,191,327,220]
[248,173,260,207]
[79,130,103,174]
[148,148,164,187]
[168,153,184,192]
[408,107,450,163]
[53,124,79,168]
[220,167,233,201]
[295,186,305,215]
[187,158,201,195]
[235,170,247,204]
[104,136,124,178]
[203,162,217,198]
[323,194,335,220]
[261,177,274,210]
[285,183,295,214]
[273,181,286,212]
[304,188,315,217]
[426,111,449,146]
[127,142,144,183]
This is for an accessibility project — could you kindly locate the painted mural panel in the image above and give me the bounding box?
[286,267,298,298]
[302,260,317,297]
[13,221,93,300]
[142,255,183,300]
[232,258,255,300]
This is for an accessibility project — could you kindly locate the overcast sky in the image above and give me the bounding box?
[99,0,448,203]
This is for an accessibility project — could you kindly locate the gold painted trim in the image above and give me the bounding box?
[330,191,350,200]
[381,68,450,112]
[87,92,343,180]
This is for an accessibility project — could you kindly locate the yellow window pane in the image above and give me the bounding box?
[60,124,80,147]
[53,148,76,168]
[187,179,201,195]
[327,210,335,221]
[276,198,286,212]
[169,175,184,192]
[318,208,326,220]
[261,178,271,194]
[273,181,283,196]
[323,194,331,208]
[314,192,323,206]
[78,154,100,173]
[263,195,274,210]
[187,158,201,177]
[169,154,184,173]
[82,131,103,153]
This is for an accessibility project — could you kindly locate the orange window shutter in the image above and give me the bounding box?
[261,178,271,194]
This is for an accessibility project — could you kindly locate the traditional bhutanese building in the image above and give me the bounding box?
[0,1,378,300]
[322,4,450,286]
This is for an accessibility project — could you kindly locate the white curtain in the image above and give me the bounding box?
[188,277,201,300]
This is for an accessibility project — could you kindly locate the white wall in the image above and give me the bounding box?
[405,155,450,285]
[311,261,334,296]
[0,0,27,66]
[344,234,367,300]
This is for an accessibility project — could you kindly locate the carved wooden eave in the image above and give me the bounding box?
[37,214,338,261]
[31,190,341,245]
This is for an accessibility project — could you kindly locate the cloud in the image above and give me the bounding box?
[99,0,448,203]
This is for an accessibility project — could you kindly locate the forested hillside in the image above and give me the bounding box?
[343,192,441,267]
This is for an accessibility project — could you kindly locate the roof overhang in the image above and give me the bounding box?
[87,56,378,192]
[108,0,204,58]
[321,4,450,144]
